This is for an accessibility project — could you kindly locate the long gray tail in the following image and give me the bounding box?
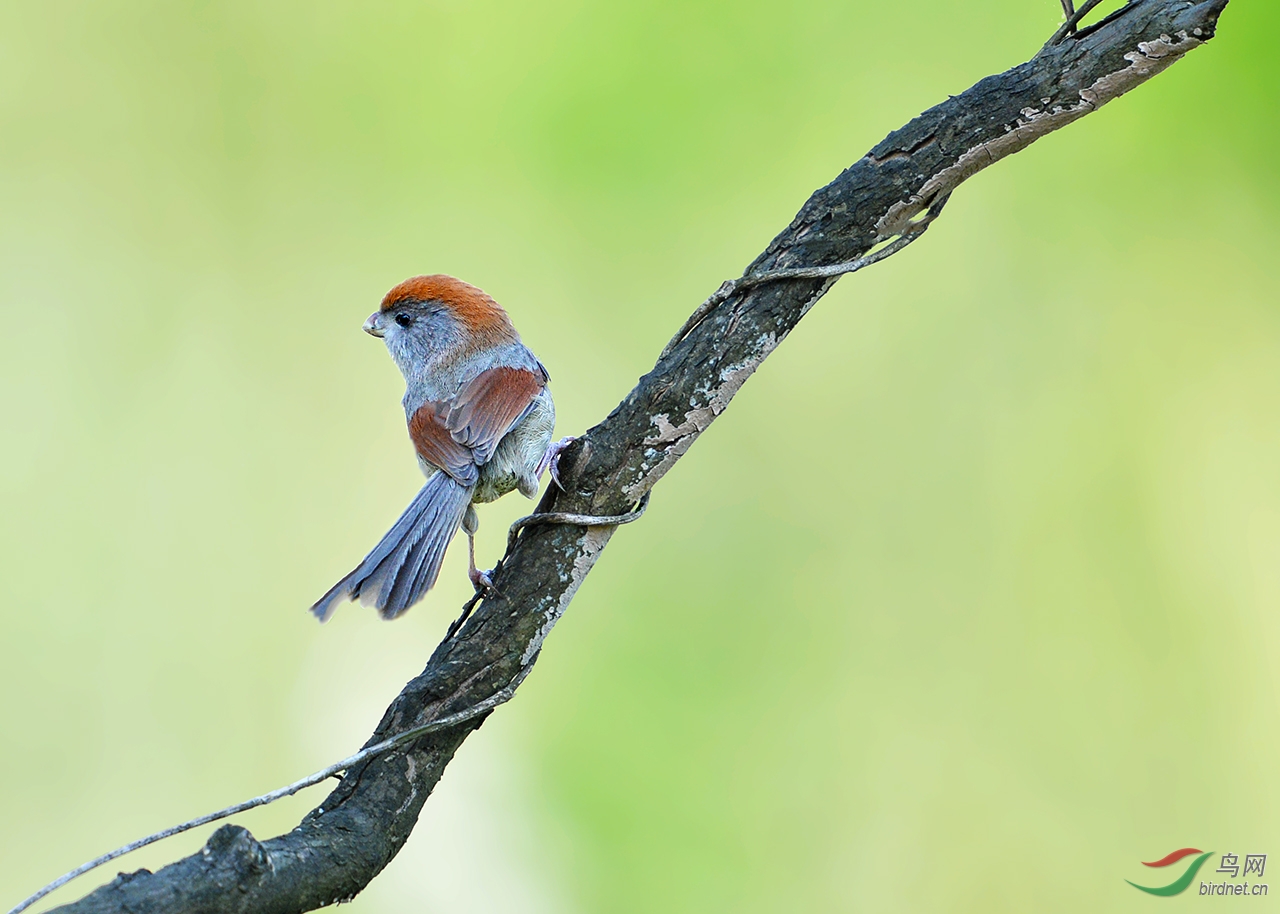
[311,472,473,622]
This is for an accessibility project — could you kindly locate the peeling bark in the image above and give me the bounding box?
[45,1,1228,911]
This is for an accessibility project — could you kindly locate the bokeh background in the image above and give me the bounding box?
[1,1,1276,911]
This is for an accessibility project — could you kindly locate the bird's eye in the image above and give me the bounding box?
[394,312,412,328]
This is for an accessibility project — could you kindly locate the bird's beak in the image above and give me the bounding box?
[363,312,384,338]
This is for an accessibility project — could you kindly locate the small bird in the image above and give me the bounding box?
[311,275,558,621]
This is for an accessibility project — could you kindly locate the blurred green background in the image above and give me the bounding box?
[1,0,1276,911]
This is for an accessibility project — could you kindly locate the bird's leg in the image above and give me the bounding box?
[537,436,578,491]
[1060,0,1075,18]
[462,504,495,592]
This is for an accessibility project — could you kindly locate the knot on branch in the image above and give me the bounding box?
[201,826,271,883]
[105,870,150,889]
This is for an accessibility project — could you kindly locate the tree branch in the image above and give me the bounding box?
[38,1,1227,911]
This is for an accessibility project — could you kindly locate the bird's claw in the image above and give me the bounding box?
[538,435,578,491]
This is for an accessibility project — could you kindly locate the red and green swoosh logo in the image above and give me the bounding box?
[1128,848,1213,896]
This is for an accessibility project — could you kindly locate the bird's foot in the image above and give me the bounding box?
[537,436,578,490]
[469,566,497,594]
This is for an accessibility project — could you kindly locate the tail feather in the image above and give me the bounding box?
[374,484,465,618]
[311,472,473,622]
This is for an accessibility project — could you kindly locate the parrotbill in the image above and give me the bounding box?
[311,275,561,621]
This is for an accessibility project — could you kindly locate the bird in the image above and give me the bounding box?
[311,274,562,622]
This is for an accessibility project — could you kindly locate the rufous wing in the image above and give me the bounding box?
[444,366,545,466]
[408,365,546,482]
[408,402,480,486]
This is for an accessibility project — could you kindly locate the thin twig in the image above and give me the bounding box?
[659,281,738,362]
[504,490,651,554]
[1048,0,1108,44]
[1073,0,1143,41]
[446,492,653,639]
[659,224,932,362]
[7,666,534,914]
[445,590,488,641]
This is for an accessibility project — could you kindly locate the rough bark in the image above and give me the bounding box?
[47,1,1228,910]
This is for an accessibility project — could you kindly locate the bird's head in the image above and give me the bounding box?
[365,274,517,378]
